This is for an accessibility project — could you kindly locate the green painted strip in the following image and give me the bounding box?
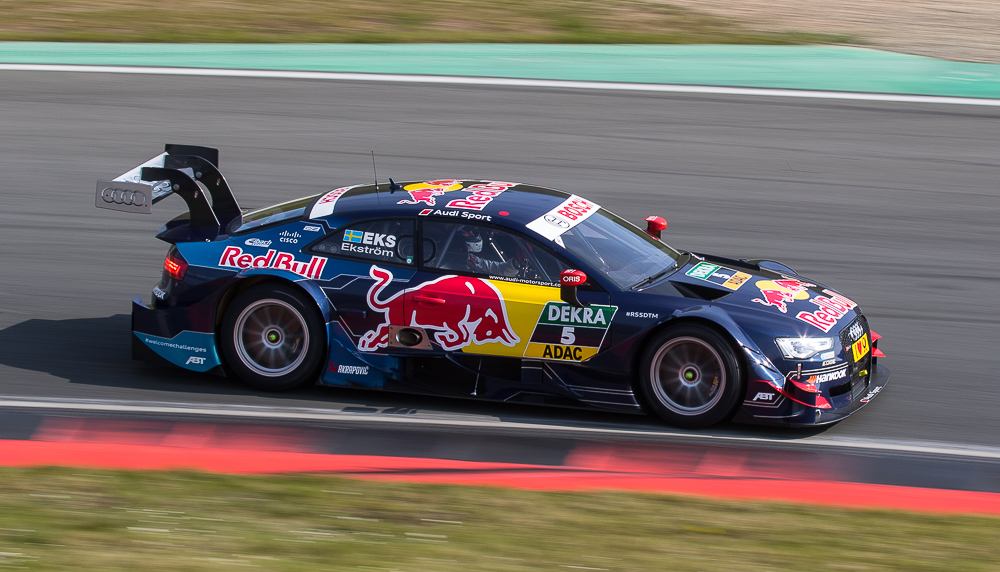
[2,42,999,98]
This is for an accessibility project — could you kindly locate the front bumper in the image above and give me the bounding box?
[734,362,890,427]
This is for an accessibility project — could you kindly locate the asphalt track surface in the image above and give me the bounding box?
[0,70,998,470]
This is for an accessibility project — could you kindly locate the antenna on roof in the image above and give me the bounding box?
[371,151,382,205]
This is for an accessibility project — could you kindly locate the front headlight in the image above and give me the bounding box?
[775,337,835,360]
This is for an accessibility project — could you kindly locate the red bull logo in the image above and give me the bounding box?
[397,180,464,206]
[751,279,815,313]
[218,246,326,279]
[358,265,520,352]
[796,290,858,332]
[444,181,517,210]
[752,277,858,332]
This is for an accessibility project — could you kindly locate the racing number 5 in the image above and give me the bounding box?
[561,327,576,345]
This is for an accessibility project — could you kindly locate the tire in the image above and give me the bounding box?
[638,324,745,429]
[220,283,326,391]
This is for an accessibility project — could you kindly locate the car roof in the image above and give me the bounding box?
[306,180,581,230]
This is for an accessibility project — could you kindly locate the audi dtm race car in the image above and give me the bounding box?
[96,145,889,428]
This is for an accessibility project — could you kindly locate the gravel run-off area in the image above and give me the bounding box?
[660,0,1000,63]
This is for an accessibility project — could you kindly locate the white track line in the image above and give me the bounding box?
[2,396,999,460]
[2,63,1000,106]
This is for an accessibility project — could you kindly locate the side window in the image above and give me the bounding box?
[421,220,567,284]
[421,221,466,271]
[528,242,568,283]
[308,219,415,266]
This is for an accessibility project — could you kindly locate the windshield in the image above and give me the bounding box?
[557,209,683,289]
[228,195,317,235]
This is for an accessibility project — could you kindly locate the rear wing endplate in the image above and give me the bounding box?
[96,144,241,229]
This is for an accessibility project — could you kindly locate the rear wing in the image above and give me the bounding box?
[95,144,241,230]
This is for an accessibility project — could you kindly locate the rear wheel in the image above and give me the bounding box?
[221,284,325,391]
[639,324,744,428]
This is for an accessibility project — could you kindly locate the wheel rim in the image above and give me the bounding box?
[233,299,309,377]
[648,336,726,416]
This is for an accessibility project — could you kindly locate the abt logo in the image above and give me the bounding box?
[752,392,776,402]
[186,356,206,365]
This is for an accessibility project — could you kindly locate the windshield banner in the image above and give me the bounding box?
[526,195,600,241]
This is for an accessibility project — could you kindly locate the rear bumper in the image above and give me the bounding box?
[132,296,223,374]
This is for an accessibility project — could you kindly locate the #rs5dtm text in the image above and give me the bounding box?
[96,145,889,428]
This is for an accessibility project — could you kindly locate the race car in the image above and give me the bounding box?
[96,145,889,428]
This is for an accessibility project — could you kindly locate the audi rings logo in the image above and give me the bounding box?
[102,187,148,206]
[95,180,153,213]
[544,214,570,228]
[848,321,864,342]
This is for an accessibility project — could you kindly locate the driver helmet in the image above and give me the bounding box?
[459,227,483,253]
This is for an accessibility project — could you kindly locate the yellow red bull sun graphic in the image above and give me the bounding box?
[401,180,518,214]
[396,180,465,206]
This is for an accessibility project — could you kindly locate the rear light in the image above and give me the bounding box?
[164,250,188,281]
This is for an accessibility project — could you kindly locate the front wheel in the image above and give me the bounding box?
[638,324,745,428]
[221,284,326,391]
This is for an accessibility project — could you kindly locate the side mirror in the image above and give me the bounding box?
[560,269,589,308]
[644,216,667,239]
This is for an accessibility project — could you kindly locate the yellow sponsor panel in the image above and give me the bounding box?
[723,271,751,291]
[524,343,600,362]
[456,280,557,358]
[851,333,870,362]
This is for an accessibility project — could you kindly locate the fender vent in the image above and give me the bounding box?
[671,281,732,301]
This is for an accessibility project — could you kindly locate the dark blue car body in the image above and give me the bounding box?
[99,145,889,428]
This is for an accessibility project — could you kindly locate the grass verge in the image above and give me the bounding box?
[0,0,859,44]
[0,466,996,570]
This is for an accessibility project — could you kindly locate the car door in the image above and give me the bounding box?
[413,220,612,383]
[304,218,417,387]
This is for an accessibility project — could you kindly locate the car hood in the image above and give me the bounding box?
[648,255,863,337]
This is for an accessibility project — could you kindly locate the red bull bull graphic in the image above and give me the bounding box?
[751,279,815,313]
[751,279,856,331]
[397,180,464,206]
[358,266,520,352]
[399,180,517,211]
